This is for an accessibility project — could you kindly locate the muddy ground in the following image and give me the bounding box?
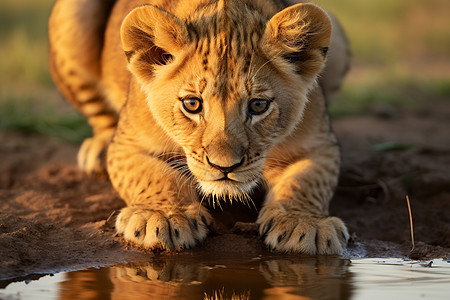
[1,104,449,282]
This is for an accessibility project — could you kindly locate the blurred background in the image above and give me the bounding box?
[0,0,449,142]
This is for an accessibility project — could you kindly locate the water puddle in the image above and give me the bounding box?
[1,256,449,299]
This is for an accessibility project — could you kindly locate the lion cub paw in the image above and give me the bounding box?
[77,129,114,176]
[257,207,349,255]
[115,205,212,251]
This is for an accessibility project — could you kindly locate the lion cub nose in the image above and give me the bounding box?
[206,156,244,173]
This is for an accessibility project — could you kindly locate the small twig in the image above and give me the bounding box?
[406,195,415,254]
[105,210,119,228]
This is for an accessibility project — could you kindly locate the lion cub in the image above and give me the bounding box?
[49,0,350,254]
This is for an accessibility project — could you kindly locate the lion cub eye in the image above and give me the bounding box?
[248,98,271,116]
[181,97,203,114]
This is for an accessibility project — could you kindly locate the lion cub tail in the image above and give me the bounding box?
[49,0,118,176]
[48,0,118,133]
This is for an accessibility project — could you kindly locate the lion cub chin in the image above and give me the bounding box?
[49,0,350,254]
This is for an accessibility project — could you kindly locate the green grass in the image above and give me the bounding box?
[320,0,450,63]
[0,29,53,87]
[329,78,450,117]
[0,0,54,87]
[0,0,90,142]
[424,80,450,98]
[0,95,91,143]
[320,0,450,117]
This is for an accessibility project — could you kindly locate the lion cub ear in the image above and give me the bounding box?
[263,3,332,79]
[121,5,187,81]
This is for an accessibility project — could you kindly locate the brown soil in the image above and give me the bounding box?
[1,105,449,281]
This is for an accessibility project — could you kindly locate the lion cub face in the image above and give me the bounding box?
[121,2,331,198]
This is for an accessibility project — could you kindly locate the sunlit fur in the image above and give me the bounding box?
[49,0,351,254]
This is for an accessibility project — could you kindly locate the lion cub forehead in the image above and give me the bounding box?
[183,1,267,53]
[184,0,268,32]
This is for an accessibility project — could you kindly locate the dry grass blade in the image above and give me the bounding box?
[406,195,415,254]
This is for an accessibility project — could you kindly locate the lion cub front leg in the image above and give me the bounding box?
[107,137,211,251]
[258,141,349,255]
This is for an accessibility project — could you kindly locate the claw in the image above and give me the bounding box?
[192,219,198,231]
[277,232,286,244]
[341,231,348,243]
[299,233,305,242]
[262,218,274,236]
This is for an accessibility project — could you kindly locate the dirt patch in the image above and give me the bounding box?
[1,106,449,281]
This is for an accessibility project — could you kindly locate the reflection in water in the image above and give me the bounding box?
[2,258,449,299]
[59,268,114,299]
[259,257,352,299]
[58,256,351,300]
[204,289,251,300]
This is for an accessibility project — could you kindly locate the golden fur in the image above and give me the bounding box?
[49,0,350,254]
